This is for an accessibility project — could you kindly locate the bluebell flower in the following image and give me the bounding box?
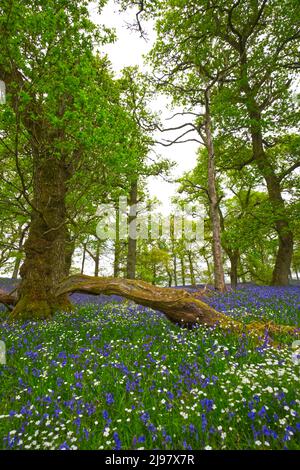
[140,412,150,424]
[59,442,70,450]
[105,393,114,405]
[113,432,122,450]
[201,413,207,432]
[258,406,267,417]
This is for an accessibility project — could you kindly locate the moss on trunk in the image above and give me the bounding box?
[11,156,73,320]
[56,275,299,342]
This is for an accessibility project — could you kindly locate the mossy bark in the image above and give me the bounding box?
[56,275,299,341]
[10,156,73,320]
[204,89,226,293]
[57,274,230,328]
[2,272,299,342]
[239,48,293,286]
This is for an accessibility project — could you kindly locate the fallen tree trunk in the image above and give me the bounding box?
[56,275,299,340]
[0,288,17,310]
[1,276,298,341]
[56,275,230,328]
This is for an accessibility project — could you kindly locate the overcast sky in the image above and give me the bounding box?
[89,0,200,212]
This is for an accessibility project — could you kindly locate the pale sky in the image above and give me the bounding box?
[90,0,200,212]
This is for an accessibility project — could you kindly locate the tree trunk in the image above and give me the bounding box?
[57,275,230,328]
[229,250,239,289]
[94,241,100,277]
[271,228,293,286]
[11,224,28,280]
[203,251,213,283]
[240,51,293,286]
[152,263,157,285]
[54,274,299,339]
[204,90,226,292]
[1,274,299,340]
[11,156,72,320]
[251,126,293,286]
[81,243,87,275]
[180,255,186,286]
[11,257,22,281]
[173,254,178,286]
[126,180,138,279]
[114,207,121,277]
[187,250,196,286]
[166,269,172,287]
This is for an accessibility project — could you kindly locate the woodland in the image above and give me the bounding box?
[0,0,299,451]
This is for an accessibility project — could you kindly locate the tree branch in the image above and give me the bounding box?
[279,161,300,181]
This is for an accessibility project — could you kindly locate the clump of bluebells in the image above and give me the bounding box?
[0,284,299,450]
[201,284,300,327]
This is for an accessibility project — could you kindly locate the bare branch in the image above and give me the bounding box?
[165,111,203,121]
[156,122,198,133]
[279,161,300,181]
[156,127,203,146]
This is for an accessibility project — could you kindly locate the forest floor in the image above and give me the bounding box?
[0,279,299,450]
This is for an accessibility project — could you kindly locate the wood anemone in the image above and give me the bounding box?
[0,276,298,342]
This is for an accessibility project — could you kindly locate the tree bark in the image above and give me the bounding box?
[251,125,293,285]
[54,274,299,339]
[11,257,22,281]
[81,243,87,275]
[204,90,226,292]
[180,255,186,286]
[187,250,196,286]
[239,50,293,286]
[166,268,172,287]
[272,227,293,286]
[152,262,157,285]
[114,206,121,277]
[172,254,178,286]
[11,224,28,279]
[1,274,299,340]
[229,250,239,289]
[56,274,229,327]
[94,241,101,277]
[126,180,138,279]
[11,156,72,320]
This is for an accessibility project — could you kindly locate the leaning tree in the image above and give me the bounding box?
[1,274,299,345]
[0,0,141,319]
